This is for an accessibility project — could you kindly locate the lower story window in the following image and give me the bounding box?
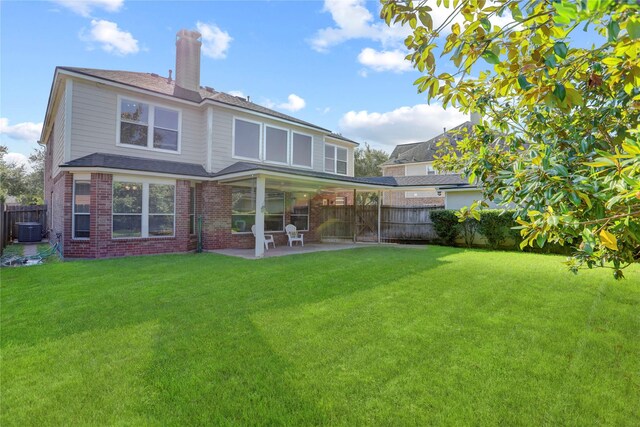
[112,180,175,238]
[73,180,90,238]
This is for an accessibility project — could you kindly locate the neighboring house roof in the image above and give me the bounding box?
[62,153,210,177]
[61,154,471,189]
[57,67,358,145]
[382,121,472,166]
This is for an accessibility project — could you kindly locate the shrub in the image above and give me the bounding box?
[431,209,460,245]
[478,210,515,249]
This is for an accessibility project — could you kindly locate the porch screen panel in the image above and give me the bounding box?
[290,193,309,231]
[232,187,255,232]
[265,191,285,232]
[112,182,143,237]
[234,119,260,159]
[292,133,312,167]
[265,127,288,163]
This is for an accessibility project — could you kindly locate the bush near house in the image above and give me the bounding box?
[432,209,570,254]
[430,209,460,245]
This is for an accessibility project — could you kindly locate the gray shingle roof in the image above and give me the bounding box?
[62,153,210,177]
[59,67,358,145]
[61,154,472,188]
[382,121,472,166]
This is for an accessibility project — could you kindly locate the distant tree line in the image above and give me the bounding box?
[0,145,45,205]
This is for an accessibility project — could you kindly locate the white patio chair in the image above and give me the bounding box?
[251,225,276,250]
[285,224,304,247]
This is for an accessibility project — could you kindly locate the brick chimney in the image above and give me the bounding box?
[175,29,202,92]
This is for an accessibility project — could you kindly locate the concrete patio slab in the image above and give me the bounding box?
[209,242,424,259]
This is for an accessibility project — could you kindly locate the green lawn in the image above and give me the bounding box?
[2,246,638,425]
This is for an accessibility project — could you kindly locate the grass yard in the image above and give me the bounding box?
[2,246,639,425]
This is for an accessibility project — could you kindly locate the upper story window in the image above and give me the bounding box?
[233,117,315,169]
[118,98,180,153]
[292,132,312,168]
[264,126,289,164]
[324,144,348,175]
[233,118,261,160]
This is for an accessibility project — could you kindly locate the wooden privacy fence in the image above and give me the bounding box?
[319,205,441,242]
[2,204,47,246]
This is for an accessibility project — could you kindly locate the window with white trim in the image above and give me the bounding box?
[292,132,312,167]
[234,119,261,160]
[264,126,288,164]
[119,98,180,152]
[73,181,90,239]
[112,180,175,238]
[325,144,348,175]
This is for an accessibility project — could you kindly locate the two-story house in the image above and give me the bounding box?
[380,119,486,209]
[44,29,452,259]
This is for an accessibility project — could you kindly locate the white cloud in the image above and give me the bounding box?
[357,48,412,73]
[196,22,232,59]
[52,0,123,17]
[262,94,306,112]
[82,19,139,55]
[338,104,468,149]
[4,152,32,172]
[278,94,306,112]
[0,118,43,143]
[310,0,409,52]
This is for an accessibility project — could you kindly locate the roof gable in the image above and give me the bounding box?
[382,121,472,166]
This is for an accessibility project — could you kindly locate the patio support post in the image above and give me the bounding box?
[353,189,357,243]
[377,190,382,243]
[255,175,266,258]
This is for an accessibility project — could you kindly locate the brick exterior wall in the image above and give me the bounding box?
[52,175,324,258]
[381,164,445,207]
[57,173,195,258]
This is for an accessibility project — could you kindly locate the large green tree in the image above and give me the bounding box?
[381,0,640,278]
[354,143,390,177]
[0,146,44,205]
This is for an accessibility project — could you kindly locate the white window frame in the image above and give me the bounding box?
[324,143,348,175]
[290,131,314,169]
[232,117,263,161]
[112,176,176,239]
[72,174,91,240]
[116,95,182,154]
[289,194,310,231]
[263,124,290,166]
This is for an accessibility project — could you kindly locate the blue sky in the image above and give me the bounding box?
[1,0,475,168]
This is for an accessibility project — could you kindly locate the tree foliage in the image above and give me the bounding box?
[354,143,390,177]
[0,146,45,205]
[381,0,640,278]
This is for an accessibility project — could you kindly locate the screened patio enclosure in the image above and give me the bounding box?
[215,170,443,258]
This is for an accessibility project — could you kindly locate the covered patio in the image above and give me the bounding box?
[211,162,465,258]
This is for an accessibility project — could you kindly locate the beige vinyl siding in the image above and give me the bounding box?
[445,190,498,210]
[52,92,66,177]
[209,106,328,174]
[70,80,205,165]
